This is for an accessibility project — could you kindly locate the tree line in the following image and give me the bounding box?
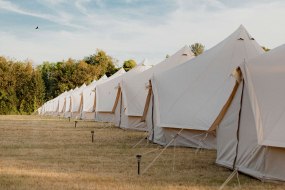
[0,49,138,114]
[0,43,210,115]
[0,57,44,114]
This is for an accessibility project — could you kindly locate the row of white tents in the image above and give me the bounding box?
[38,25,285,182]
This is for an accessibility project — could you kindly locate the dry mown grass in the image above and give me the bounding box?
[0,115,284,190]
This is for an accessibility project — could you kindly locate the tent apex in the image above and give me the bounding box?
[239,24,245,29]
[139,58,148,66]
[181,45,194,56]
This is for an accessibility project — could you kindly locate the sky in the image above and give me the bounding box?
[0,0,284,66]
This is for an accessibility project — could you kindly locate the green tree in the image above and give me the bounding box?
[38,58,105,101]
[1,48,124,114]
[190,43,205,56]
[0,57,45,114]
[84,49,118,77]
[123,59,137,72]
[0,57,18,114]
[262,46,270,52]
[37,62,55,100]
[31,69,45,111]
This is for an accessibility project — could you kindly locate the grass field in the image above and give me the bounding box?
[0,115,284,190]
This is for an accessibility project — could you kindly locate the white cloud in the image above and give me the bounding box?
[74,0,91,15]
[0,0,85,29]
[0,0,285,66]
[40,0,67,5]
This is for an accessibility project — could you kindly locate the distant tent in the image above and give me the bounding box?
[146,25,264,148]
[37,106,42,115]
[95,68,126,122]
[64,88,76,118]
[217,44,285,182]
[45,99,53,115]
[43,91,68,116]
[81,75,108,120]
[57,91,68,116]
[50,98,58,116]
[113,59,152,128]
[118,46,194,131]
[70,83,86,119]
[41,102,47,115]
[57,89,72,117]
[95,62,150,123]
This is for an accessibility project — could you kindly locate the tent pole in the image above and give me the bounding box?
[233,80,245,170]
[151,91,155,142]
[118,91,123,128]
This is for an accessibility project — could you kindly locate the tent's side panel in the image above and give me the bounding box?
[146,93,216,148]
[115,94,147,131]
[64,96,72,118]
[217,81,265,177]
[81,112,95,120]
[235,86,285,181]
[263,147,285,181]
[122,116,146,131]
[95,112,114,123]
[81,88,96,120]
[71,95,83,119]
[217,82,285,181]
[216,83,242,168]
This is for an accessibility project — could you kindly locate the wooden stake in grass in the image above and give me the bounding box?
[91,130,94,142]
[136,155,142,175]
[68,117,71,122]
[75,121,78,128]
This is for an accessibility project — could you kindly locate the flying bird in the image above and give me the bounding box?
[35,26,39,29]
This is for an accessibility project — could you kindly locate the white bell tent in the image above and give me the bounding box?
[117,46,194,130]
[146,25,264,149]
[217,44,285,182]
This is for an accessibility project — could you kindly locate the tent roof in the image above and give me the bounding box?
[122,45,194,116]
[84,75,108,92]
[108,68,126,80]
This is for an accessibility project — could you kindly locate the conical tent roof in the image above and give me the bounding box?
[108,68,126,80]
[151,25,264,130]
[123,45,194,116]
[242,44,285,148]
[96,62,150,112]
[122,59,151,82]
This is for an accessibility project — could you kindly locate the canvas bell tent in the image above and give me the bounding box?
[81,75,108,120]
[216,44,285,182]
[146,25,264,149]
[70,83,87,119]
[112,61,152,128]
[58,89,73,117]
[117,46,194,131]
[64,88,77,118]
[45,91,68,116]
[43,98,57,116]
[95,68,126,122]
[96,63,150,123]
[57,91,67,116]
